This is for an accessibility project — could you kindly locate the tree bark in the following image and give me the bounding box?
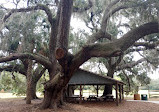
[26,60,33,104]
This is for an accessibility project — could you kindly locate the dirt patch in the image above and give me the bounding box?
[0,98,159,112]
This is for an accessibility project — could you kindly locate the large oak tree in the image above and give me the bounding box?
[0,0,159,110]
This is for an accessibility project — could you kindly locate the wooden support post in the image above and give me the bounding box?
[67,85,70,97]
[121,85,124,100]
[115,82,119,106]
[119,84,122,103]
[97,85,99,97]
[79,85,82,104]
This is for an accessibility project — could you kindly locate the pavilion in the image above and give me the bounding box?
[67,69,125,106]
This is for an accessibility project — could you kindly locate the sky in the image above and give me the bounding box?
[0,0,27,8]
[150,70,159,79]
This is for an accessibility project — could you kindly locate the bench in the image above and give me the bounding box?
[149,90,159,98]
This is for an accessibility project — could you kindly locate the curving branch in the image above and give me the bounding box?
[116,58,146,70]
[134,41,159,49]
[2,4,54,26]
[99,1,150,42]
[0,64,26,75]
[86,0,121,43]
[0,5,8,10]
[101,0,124,30]
[101,1,150,30]
[73,0,93,13]
[0,53,52,69]
[125,39,159,54]
[103,5,130,28]
[86,29,112,44]
[125,47,146,54]
[87,1,148,44]
[137,51,158,68]
[122,70,131,92]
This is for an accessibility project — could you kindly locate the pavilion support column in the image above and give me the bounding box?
[79,85,82,104]
[115,82,119,106]
[97,85,99,97]
[67,85,69,97]
[119,84,122,103]
[121,85,124,100]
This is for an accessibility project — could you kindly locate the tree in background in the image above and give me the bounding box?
[0,8,47,100]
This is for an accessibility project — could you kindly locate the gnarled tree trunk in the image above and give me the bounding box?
[40,70,66,109]
[103,56,122,96]
[40,0,73,110]
[30,79,38,99]
[31,66,46,99]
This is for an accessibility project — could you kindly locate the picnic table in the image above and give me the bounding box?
[103,94,114,101]
[66,95,85,102]
[87,95,98,101]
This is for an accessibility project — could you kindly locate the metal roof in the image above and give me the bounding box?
[68,69,124,85]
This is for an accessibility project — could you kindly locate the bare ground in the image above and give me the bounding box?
[0,98,159,112]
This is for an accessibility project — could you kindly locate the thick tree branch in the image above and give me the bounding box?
[0,53,52,69]
[70,42,122,71]
[117,22,159,51]
[48,2,61,63]
[33,67,46,83]
[71,21,159,71]
[56,0,73,49]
